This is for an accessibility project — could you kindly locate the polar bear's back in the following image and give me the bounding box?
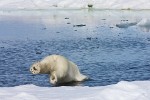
[54,55,69,72]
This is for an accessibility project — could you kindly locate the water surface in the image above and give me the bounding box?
[0,10,150,87]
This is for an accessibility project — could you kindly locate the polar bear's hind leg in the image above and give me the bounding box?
[75,74,88,82]
[68,61,88,82]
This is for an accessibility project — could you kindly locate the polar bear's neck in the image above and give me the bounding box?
[40,59,55,74]
[38,61,52,74]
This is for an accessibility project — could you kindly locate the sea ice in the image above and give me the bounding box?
[0,0,150,10]
[0,81,150,100]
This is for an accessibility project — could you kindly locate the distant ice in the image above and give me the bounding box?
[116,22,137,28]
[0,0,150,10]
[0,81,150,100]
[137,19,150,27]
[137,18,150,32]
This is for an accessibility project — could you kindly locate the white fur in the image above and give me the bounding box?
[30,55,88,85]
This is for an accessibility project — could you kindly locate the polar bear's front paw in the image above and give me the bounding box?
[50,72,57,85]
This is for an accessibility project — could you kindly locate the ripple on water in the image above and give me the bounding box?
[0,37,150,87]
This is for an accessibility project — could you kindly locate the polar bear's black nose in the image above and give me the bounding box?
[33,67,37,70]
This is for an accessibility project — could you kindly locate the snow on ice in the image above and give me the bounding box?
[0,81,150,100]
[0,0,150,10]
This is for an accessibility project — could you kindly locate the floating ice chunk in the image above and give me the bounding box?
[137,19,150,27]
[116,22,137,28]
[137,19,150,32]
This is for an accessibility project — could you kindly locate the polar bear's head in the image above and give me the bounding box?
[30,62,41,74]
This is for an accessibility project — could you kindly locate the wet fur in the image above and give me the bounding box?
[30,55,88,85]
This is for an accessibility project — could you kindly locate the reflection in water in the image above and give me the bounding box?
[55,81,84,87]
[138,26,150,32]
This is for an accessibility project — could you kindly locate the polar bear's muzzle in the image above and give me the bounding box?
[30,66,40,74]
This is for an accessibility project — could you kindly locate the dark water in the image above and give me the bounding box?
[0,10,150,87]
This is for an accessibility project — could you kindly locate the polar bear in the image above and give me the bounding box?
[30,55,88,85]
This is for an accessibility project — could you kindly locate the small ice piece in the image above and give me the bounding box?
[73,24,86,27]
[116,22,137,28]
[137,19,150,27]
[137,19,150,32]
